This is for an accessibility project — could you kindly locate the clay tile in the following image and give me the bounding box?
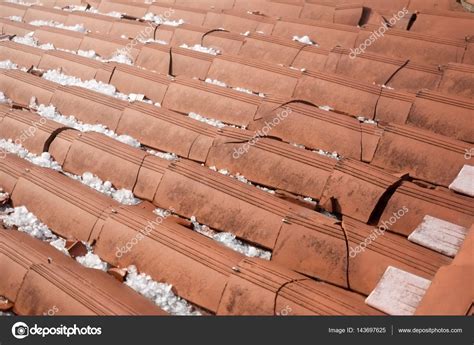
[0,19,37,37]
[410,10,474,40]
[98,0,150,18]
[139,44,213,80]
[176,0,235,11]
[171,25,244,55]
[135,43,171,74]
[0,41,44,68]
[328,47,443,93]
[206,128,336,199]
[218,257,382,315]
[357,26,466,65]
[39,49,115,83]
[251,99,383,161]
[8,161,119,242]
[334,4,364,26]
[153,159,292,249]
[60,131,146,191]
[277,279,383,316]
[162,76,261,127]
[203,10,276,35]
[404,90,474,142]
[438,63,474,99]
[0,154,32,194]
[0,109,65,155]
[34,26,85,51]
[238,33,306,66]
[272,18,359,49]
[108,267,127,283]
[14,260,166,315]
[117,103,217,160]
[79,33,142,60]
[272,212,348,287]
[94,206,243,312]
[51,85,128,130]
[377,181,474,237]
[371,123,470,186]
[23,5,69,24]
[0,3,28,18]
[0,69,57,106]
[149,4,207,26]
[342,216,451,296]
[65,240,88,258]
[294,70,382,118]
[109,21,173,43]
[108,63,171,104]
[133,155,170,201]
[207,55,301,97]
[320,158,402,222]
[65,11,118,34]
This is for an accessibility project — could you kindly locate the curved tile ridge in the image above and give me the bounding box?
[0,230,165,315]
[94,205,242,313]
[1,154,119,242]
[371,123,470,186]
[343,216,451,296]
[319,158,403,223]
[378,181,474,237]
[206,127,336,199]
[218,258,383,315]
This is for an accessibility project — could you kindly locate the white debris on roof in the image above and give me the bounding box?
[76,252,109,271]
[0,139,62,170]
[5,0,37,5]
[77,50,98,58]
[188,112,226,128]
[241,31,250,36]
[6,16,22,22]
[66,172,141,205]
[190,216,271,260]
[125,265,201,315]
[357,116,378,124]
[205,78,227,87]
[0,92,8,104]
[137,38,168,45]
[142,12,184,27]
[314,149,341,160]
[319,105,334,111]
[1,206,56,241]
[292,35,316,45]
[147,149,178,161]
[0,60,19,69]
[204,78,264,97]
[42,69,129,100]
[106,52,134,65]
[34,103,141,148]
[179,43,220,56]
[12,32,54,50]
[0,136,140,205]
[29,20,86,33]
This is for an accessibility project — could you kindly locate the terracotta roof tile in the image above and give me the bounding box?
[0,230,166,315]
[0,0,472,316]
